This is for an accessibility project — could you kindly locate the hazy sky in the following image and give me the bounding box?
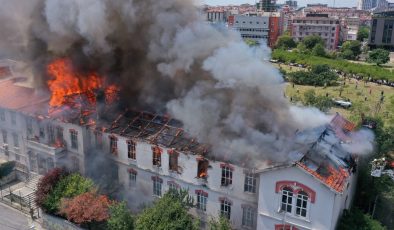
[203,0,358,8]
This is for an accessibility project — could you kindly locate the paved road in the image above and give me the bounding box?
[0,203,31,230]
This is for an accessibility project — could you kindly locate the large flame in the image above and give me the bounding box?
[47,59,102,108]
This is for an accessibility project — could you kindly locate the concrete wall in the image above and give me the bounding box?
[42,213,85,230]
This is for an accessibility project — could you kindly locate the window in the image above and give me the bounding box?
[128,169,137,187]
[94,131,102,149]
[109,136,118,155]
[152,146,162,167]
[15,154,20,161]
[244,172,257,193]
[281,187,293,213]
[48,125,55,144]
[39,126,45,139]
[127,140,136,160]
[168,150,179,172]
[56,126,63,143]
[10,112,16,125]
[0,110,5,121]
[12,133,18,147]
[382,20,394,44]
[26,119,33,136]
[221,165,233,186]
[197,158,209,178]
[168,181,179,191]
[2,130,7,143]
[70,130,78,150]
[220,199,232,220]
[196,190,208,211]
[242,206,255,228]
[152,177,162,197]
[296,191,308,217]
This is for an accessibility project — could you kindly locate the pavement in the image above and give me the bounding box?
[0,202,44,230]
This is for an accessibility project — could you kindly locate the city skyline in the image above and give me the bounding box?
[203,0,358,8]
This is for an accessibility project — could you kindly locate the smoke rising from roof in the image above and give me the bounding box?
[0,0,373,166]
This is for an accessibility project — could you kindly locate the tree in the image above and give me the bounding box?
[209,216,232,230]
[312,43,326,57]
[0,161,15,179]
[244,39,258,46]
[59,191,111,229]
[289,64,338,86]
[303,89,333,112]
[337,208,386,230]
[275,35,297,50]
[296,42,309,54]
[340,49,356,60]
[43,173,94,214]
[35,168,68,210]
[135,190,198,230]
[107,202,134,230]
[341,40,361,60]
[368,49,390,66]
[302,35,324,50]
[357,26,370,41]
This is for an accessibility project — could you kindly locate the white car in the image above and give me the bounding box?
[334,100,352,108]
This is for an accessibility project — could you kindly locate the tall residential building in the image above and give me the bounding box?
[285,0,298,8]
[369,10,394,50]
[228,14,270,43]
[291,14,341,50]
[358,0,378,10]
[257,0,277,12]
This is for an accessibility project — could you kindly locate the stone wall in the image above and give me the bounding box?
[42,213,84,230]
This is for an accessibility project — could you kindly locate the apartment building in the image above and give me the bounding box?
[291,14,341,50]
[369,10,394,50]
[228,14,270,43]
[0,73,358,229]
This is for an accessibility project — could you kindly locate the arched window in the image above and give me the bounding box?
[281,187,293,213]
[296,191,309,217]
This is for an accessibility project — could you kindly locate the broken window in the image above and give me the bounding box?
[70,129,78,150]
[56,126,63,142]
[39,126,45,139]
[109,136,118,155]
[197,158,209,178]
[296,191,308,217]
[94,131,103,149]
[220,198,232,220]
[196,190,208,211]
[221,165,233,186]
[152,146,162,167]
[2,130,7,144]
[281,187,293,213]
[168,150,179,172]
[127,140,136,160]
[244,172,257,193]
[26,118,33,136]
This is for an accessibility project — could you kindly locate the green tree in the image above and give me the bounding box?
[337,208,386,230]
[135,189,197,230]
[357,26,370,41]
[107,202,134,230]
[244,39,258,46]
[43,173,94,214]
[312,43,326,57]
[302,35,324,50]
[303,89,333,112]
[296,42,309,54]
[341,40,361,60]
[209,216,232,230]
[275,35,297,50]
[368,48,390,66]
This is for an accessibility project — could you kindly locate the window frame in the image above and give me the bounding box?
[242,206,255,228]
[244,172,257,193]
[220,199,232,220]
[128,170,137,187]
[152,146,162,167]
[12,133,19,148]
[70,130,78,150]
[168,150,179,172]
[221,165,233,187]
[295,191,309,217]
[196,191,208,212]
[109,135,118,155]
[127,140,136,160]
[280,187,293,214]
[152,178,162,197]
[2,130,7,144]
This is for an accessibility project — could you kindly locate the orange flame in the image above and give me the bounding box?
[47,59,102,108]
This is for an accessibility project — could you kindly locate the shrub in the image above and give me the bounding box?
[107,202,134,230]
[35,168,68,211]
[0,161,15,179]
[368,49,390,66]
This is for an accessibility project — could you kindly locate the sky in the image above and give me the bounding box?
[202,0,358,8]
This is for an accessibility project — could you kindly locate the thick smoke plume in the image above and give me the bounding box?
[0,0,373,166]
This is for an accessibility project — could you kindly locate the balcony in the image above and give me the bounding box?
[27,139,65,156]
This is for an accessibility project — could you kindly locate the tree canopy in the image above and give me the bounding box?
[107,202,134,230]
[35,168,68,211]
[303,89,333,112]
[275,35,297,50]
[357,26,370,41]
[340,40,361,60]
[312,43,326,57]
[301,35,324,50]
[209,216,232,230]
[368,48,390,66]
[135,189,197,230]
[337,208,386,230]
[289,64,339,86]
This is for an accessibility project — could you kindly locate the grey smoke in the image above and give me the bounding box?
[0,0,373,167]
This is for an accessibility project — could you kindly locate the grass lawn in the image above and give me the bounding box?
[283,73,394,126]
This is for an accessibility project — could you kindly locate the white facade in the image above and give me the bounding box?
[0,78,358,230]
[229,15,270,43]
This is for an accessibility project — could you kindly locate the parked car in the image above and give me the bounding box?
[333,100,352,108]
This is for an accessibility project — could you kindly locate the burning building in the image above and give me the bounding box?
[0,0,373,229]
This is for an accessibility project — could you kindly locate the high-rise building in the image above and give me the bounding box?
[369,10,394,50]
[257,0,277,12]
[357,0,378,10]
